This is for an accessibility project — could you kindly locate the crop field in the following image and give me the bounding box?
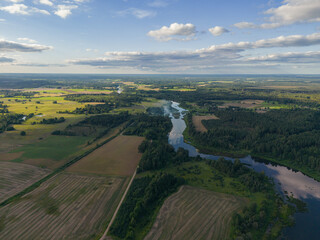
[145,185,245,240]
[0,162,51,203]
[192,115,219,132]
[68,135,144,176]
[8,135,91,169]
[0,172,128,240]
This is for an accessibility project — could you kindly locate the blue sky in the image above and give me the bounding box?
[0,0,320,74]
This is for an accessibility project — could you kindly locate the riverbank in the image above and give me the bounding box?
[183,111,320,183]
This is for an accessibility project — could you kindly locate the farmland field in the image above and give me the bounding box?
[192,115,219,133]
[68,135,144,176]
[0,172,128,240]
[0,162,51,203]
[9,135,91,169]
[145,185,245,240]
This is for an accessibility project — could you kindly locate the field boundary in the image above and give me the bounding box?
[100,169,137,240]
[0,125,127,207]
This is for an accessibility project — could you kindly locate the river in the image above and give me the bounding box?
[165,101,320,240]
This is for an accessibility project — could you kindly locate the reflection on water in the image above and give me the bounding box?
[166,101,320,240]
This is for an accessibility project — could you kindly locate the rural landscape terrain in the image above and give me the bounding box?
[0,74,319,239]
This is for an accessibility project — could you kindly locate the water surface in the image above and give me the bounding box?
[165,101,320,240]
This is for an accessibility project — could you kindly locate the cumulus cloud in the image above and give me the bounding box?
[17,37,37,43]
[69,32,320,71]
[0,3,50,15]
[54,5,78,19]
[0,39,52,52]
[209,26,229,36]
[235,0,320,29]
[148,23,197,41]
[117,8,156,19]
[37,0,54,7]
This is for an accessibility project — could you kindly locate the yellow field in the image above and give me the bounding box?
[192,115,219,133]
[145,185,245,240]
[0,172,128,240]
[68,135,144,176]
[0,162,51,202]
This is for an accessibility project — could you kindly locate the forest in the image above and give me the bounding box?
[186,108,320,177]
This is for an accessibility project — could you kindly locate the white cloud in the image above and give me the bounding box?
[235,0,320,29]
[246,51,320,63]
[54,5,78,19]
[7,0,24,3]
[117,8,156,19]
[148,23,197,41]
[0,3,50,15]
[37,0,53,7]
[209,26,229,36]
[0,39,52,52]
[17,37,37,43]
[0,19,6,22]
[0,4,28,15]
[266,0,320,25]
[69,32,320,71]
[233,21,258,29]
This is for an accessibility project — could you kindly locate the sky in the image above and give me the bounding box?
[0,0,320,74]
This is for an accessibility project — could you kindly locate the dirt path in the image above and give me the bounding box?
[99,169,137,240]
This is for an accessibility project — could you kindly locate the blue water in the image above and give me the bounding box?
[165,101,320,240]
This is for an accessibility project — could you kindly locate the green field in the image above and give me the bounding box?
[10,135,91,169]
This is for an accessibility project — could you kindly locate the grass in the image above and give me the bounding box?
[11,135,90,168]
[68,135,144,176]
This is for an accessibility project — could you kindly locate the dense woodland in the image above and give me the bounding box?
[61,93,142,114]
[187,108,320,174]
[52,112,130,138]
[110,173,185,239]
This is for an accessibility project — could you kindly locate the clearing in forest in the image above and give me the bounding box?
[145,185,245,240]
[0,172,128,240]
[192,115,219,133]
[0,162,51,202]
[68,135,144,176]
[218,99,264,109]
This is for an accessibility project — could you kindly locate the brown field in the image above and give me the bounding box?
[68,135,144,176]
[0,172,128,240]
[192,115,219,133]
[145,185,245,240]
[0,162,51,202]
[218,99,264,109]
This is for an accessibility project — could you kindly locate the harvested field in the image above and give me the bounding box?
[0,162,51,203]
[145,185,245,240]
[68,135,144,176]
[218,99,264,109]
[0,172,128,240]
[192,115,218,133]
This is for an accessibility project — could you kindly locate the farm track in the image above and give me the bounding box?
[0,172,127,240]
[144,185,245,240]
[0,162,51,202]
